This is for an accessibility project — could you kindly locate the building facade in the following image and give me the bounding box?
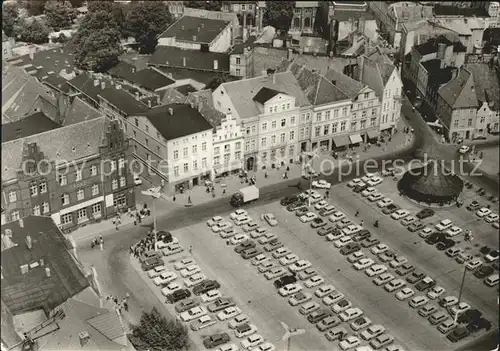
[379,68,404,133]
[290,1,319,35]
[212,113,245,176]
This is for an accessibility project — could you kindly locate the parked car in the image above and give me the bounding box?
[288,291,312,306]
[382,204,399,215]
[415,277,435,291]
[208,297,236,313]
[165,289,191,304]
[281,195,300,206]
[175,298,200,313]
[263,213,278,226]
[350,316,372,331]
[427,286,446,300]
[466,201,481,211]
[373,273,394,286]
[447,327,470,342]
[229,314,250,329]
[193,280,221,296]
[395,264,415,276]
[203,333,231,349]
[416,209,434,219]
[395,287,415,300]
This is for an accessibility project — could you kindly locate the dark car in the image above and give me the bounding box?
[457,309,482,324]
[425,232,447,245]
[382,204,399,215]
[203,333,231,349]
[141,256,163,271]
[447,327,470,342]
[466,318,492,333]
[396,264,415,276]
[234,240,256,254]
[193,280,221,296]
[281,195,299,206]
[466,201,481,211]
[353,229,371,242]
[485,250,499,263]
[274,274,297,289]
[436,239,455,251]
[307,309,332,324]
[207,297,236,312]
[407,221,425,232]
[360,237,380,248]
[165,288,191,304]
[263,239,284,252]
[340,243,361,255]
[317,226,336,236]
[311,218,327,228]
[416,208,435,219]
[474,265,494,278]
[174,298,199,313]
[415,277,436,291]
[241,247,262,259]
[406,271,425,284]
[286,201,306,212]
[157,230,173,243]
[353,184,369,193]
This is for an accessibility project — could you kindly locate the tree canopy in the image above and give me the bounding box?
[131,308,189,351]
[125,2,172,54]
[263,1,295,33]
[184,1,222,11]
[15,18,50,44]
[23,0,47,17]
[2,3,19,37]
[44,1,75,29]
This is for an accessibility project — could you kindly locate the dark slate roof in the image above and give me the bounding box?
[231,36,257,55]
[144,103,213,141]
[2,112,60,142]
[68,73,149,116]
[159,16,231,44]
[156,66,238,85]
[414,36,452,55]
[452,41,467,53]
[42,74,71,94]
[422,59,454,87]
[175,84,198,96]
[434,5,489,18]
[252,87,283,104]
[1,216,90,315]
[108,61,175,91]
[149,46,230,73]
[323,68,365,98]
[63,97,103,126]
[438,68,478,109]
[185,90,226,128]
[466,63,500,110]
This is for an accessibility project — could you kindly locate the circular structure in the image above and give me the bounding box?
[398,160,464,205]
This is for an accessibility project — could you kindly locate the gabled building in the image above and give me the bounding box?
[107,61,175,94]
[1,112,60,143]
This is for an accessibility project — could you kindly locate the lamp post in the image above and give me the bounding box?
[308,148,319,208]
[141,186,161,252]
[454,232,472,323]
[280,321,305,351]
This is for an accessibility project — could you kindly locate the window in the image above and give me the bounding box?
[173,150,179,160]
[8,191,17,203]
[332,122,338,133]
[360,120,366,129]
[268,107,273,113]
[224,153,230,164]
[77,208,87,221]
[39,180,47,194]
[251,140,256,149]
[92,203,101,215]
[272,121,276,128]
[193,160,198,170]
[262,152,267,159]
[352,112,357,120]
[145,125,149,133]
[118,157,125,168]
[235,141,241,150]
[316,112,322,122]
[371,117,377,127]
[135,118,139,127]
[236,68,241,76]
[369,100,373,107]
[362,110,367,118]
[282,104,285,111]
[342,107,347,116]
[281,118,286,127]
[183,163,188,173]
[286,103,290,109]
[391,113,395,122]
[246,127,251,135]
[133,130,137,139]
[214,146,220,154]
[91,165,98,176]
[112,179,118,190]
[33,205,41,216]
[61,213,72,224]
[61,193,69,206]
[324,124,330,135]
[334,109,339,118]
[372,108,377,116]
[30,181,38,196]
[480,116,486,123]
[289,145,294,155]
[214,155,220,165]
[300,113,305,123]
[202,142,207,151]
[77,189,84,201]
[261,137,267,147]
[92,184,99,196]
[120,176,126,187]
[111,160,117,172]
[183,147,188,157]
[280,133,285,143]
[224,144,230,152]
[236,57,241,65]
[202,157,207,168]
[251,125,256,133]
[467,119,473,127]
[340,121,346,131]
[306,113,311,121]
[291,116,296,124]
[245,141,250,151]
[325,111,331,120]
[174,166,179,176]
[299,127,305,140]
[145,138,149,147]
[315,126,321,137]
[289,130,295,140]
[113,194,127,208]
[42,202,49,214]
[364,92,369,99]
[192,145,197,154]
[235,151,241,160]
[59,174,67,186]
[271,135,276,144]
[351,122,357,131]
[262,122,267,131]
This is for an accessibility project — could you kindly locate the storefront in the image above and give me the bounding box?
[365,130,380,143]
[349,133,363,146]
[332,135,350,150]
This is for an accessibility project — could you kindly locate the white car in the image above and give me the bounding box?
[289,260,312,273]
[250,227,268,239]
[314,200,329,210]
[459,145,470,154]
[365,264,388,277]
[230,209,248,220]
[308,193,323,203]
[485,213,499,223]
[180,264,201,278]
[300,212,318,223]
[361,187,377,197]
[257,261,276,273]
[395,287,415,301]
[373,273,395,286]
[288,291,313,306]
[235,324,258,338]
[315,284,336,298]
[320,205,336,215]
[279,254,299,266]
[445,226,463,237]
[161,282,182,296]
[207,216,223,227]
[234,216,252,226]
[353,258,374,270]
[409,295,429,308]
[334,236,353,248]
[272,247,291,259]
[391,210,409,220]
[184,273,207,288]
[264,267,287,280]
[179,306,207,322]
[264,213,278,226]
[133,176,143,185]
[439,296,459,307]
[367,193,384,202]
[250,342,275,351]
[312,180,331,189]
[305,275,325,288]
[476,207,492,218]
[201,289,222,303]
[147,265,166,278]
[329,211,346,222]
[366,176,383,187]
[339,336,360,350]
[377,198,393,208]
[389,255,408,268]
[435,219,453,231]
[251,254,269,266]
[400,215,417,226]
[371,244,389,255]
[361,173,377,183]
[230,234,249,245]
[447,302,470,316]
[437,319,458,334]
[342,224,363,236]
[242,222,259,232]
[336,218,353,229]
[258,233,277,244]
[427,286,446,300]
[348,178,365,188]
[229,314,250,329]
[466,259,483,270]
[153,271,177,286]
[212,221,232,233]
[347,251,365,263]
[190,315,216,331]
[322,291,345,305]
[360,324,385,340]
[220,228,238,238]
[418,227,433,238]
[384,279,406,292]
[162,243,183,257]
[278,283,303,297]
[240,334,264,349]
[339,307,363,322]
[217,306,242,321]
[350,316,372,331]
[326,232,344,241]
[332,299,352,313]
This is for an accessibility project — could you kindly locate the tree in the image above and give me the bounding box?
[184,1,222,11]
[68,0,84,8]
[15,18,50,44]
[44,1,75,29]
[314,2,330,41]
[2,3,19,37]
[131,308,189,351]
[23,0,47,17]
[262,1,295,33]
[125,2,172,54]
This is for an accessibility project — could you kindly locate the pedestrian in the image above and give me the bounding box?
[355,210,359,217]
[99,236,104,250]
[124,302,129,312]
[113,297,118,305]
[91,240,95,249]
[286,166,290,172]
[360,220,364,226]
[223,188,226,195]
[129,246,133,255]
[265,171,268,178]
[226,239,230,245]
[188,245,193,254]
[188,196,192,204]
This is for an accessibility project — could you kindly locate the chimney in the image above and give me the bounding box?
[213,60,219,70]
[79,332,90,347]
[29,49,34,61]
[94,79,99,87]
[193,35,197,41]
[168,107,174,115]
[19,218,24,228]
[26,235,32,250]
[135,92,140,100]
[101,81,105,89]
[156,94,160,105]
[197,26,200,32]
[45,267,51,277]
[183,57,186,67]
[272,74,276,84]
[148,99,152,108]
[132,67,136,74]
[359,56,365,81]
[181,25,185,30]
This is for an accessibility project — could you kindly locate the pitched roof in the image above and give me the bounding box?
[62,96,103,126]
[42,74,71,94]
[1,216,90,315]
[220,71,310,119]
[433,4,489,17]
[323,68,365,98]
[438,68,479,109]
[393,4,433,23]
[358,56,396,97]
[149,46,230,73]
[108,61,175,91]
[252,87,283,104]
[2,112,60,142]
[414,35,452,55]
[466,63,500,111]
[186,90,226,128]
[2,117,108,182]
[162,87,189,104]
[175,84,198,96]
[144,103,213,141]
[156,66,237,86]
[159,16,231,44]
[68,73,149,116]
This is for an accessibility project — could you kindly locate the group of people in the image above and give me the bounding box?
[90,236,104,250]
[105,293,129,315]
[130,231,157,258]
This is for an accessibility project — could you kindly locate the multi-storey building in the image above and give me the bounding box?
[222,1,257,27]
[212,72,311,170]
[290,1,319,36]
[212,113,245,176]
[1,117,134,230]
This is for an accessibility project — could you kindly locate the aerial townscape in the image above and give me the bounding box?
[1,1,499,351]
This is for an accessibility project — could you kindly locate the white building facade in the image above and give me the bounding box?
[212,113,245,176]
[311,99,353,151]
[379,69,403,133]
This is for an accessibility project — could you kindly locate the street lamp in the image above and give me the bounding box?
[280,321,305,351]
[454,231,473,323]
[141,186,161,252]
[307,148,319,208]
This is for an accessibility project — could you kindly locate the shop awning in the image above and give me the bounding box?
[332,135,350,147]
[366,130,380,140]
[349,134,363,144]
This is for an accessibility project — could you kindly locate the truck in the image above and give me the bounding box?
[230,185,259,207]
